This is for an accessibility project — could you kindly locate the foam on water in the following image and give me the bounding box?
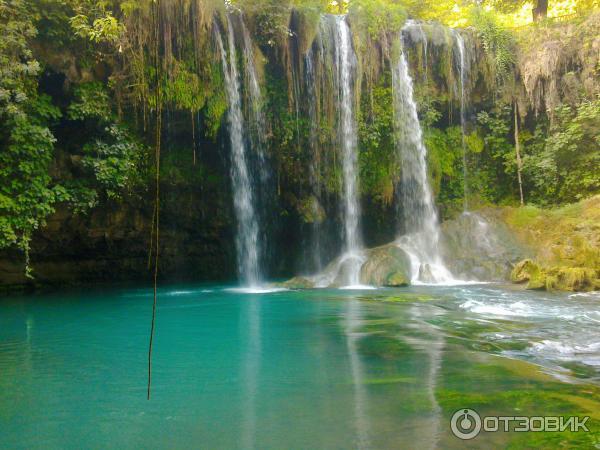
[225,287,289,294]
[569,291,600,299]
[339,285,378,291]
[454,286,600,374]
[460,299,534,317]
[530,340,600,368]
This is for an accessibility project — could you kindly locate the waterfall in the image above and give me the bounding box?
[333,15,364,286]
[392,31,455,284]
[241,19,268,187]
[309,15,364,287]
[215,18,262,287]
[454,30,470,211]
[404,20,428,80]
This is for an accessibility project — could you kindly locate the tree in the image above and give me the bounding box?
[533,0,548,21]
[0,0,64,274]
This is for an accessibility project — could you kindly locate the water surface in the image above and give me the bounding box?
[1,285,599,449]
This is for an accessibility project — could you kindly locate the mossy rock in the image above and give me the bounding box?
[385,271,409,287]
[554,267,598,291]
[511,259,599,292]
[359,244,411,287]
[510,259,550,290]
[296,196,326,224]
[279,276,315,289]
[511,259,541,283]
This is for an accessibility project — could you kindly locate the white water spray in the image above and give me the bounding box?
[392,31,455,284]
[334,16,364,286]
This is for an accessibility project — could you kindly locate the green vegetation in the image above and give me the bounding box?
[0,0,63,274]
[524,98,600,204]
[0,0,598,287]
[504,196,600,291]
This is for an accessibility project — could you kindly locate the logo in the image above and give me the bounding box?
[450,409,590,440]
[451,409,482,440]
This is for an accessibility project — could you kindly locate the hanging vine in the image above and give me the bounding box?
[147,0,162,401]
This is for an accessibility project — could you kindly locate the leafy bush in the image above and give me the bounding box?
[82,125,147,200]
[68,82,112,121]
[524,97,600,203]
[349,0,406,40]
[470,7,515,85]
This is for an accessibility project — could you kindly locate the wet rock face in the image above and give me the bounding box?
[440,211,530,281]
[0,195,235,292]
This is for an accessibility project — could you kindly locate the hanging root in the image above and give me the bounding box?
[147,0,162,401]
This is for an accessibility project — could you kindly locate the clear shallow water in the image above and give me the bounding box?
[1,285,599,449]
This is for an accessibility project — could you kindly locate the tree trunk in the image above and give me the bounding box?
[533,0,549,21]
[514,103,525,206]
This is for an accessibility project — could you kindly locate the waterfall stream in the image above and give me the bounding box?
[309,15,365,288]
[335,16,363,286]
[305,49,324,272]
[215,18,262,287]
[454,30,470,211]
[393,31,455,284]
[404,20,428,80]
[241,19,268,187]
[311,15,365,287]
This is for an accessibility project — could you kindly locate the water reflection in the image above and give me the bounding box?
[403,304,445,449]
[241,297,261,449]
[344,298,371,449]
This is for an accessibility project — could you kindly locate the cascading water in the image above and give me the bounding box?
[215,18,262,287]
[310,15,365,287]
[454,30,470,211]
[454,31,499,263]
[404,20,428,80]
[392,30,455,284]
[305,49,324,272]
[240,16,274,274]
[333,15,364,286]
[241,19,268,186]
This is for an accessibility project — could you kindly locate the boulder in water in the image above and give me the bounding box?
[359,244,411,287]
[282,243,412,289]
[418,264,436,284]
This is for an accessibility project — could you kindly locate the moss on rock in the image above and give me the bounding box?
[500,196,600,292]
[511,259,537,283]
[359,244,411,287]
[279,276,315,289]
[511,259,599,292]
